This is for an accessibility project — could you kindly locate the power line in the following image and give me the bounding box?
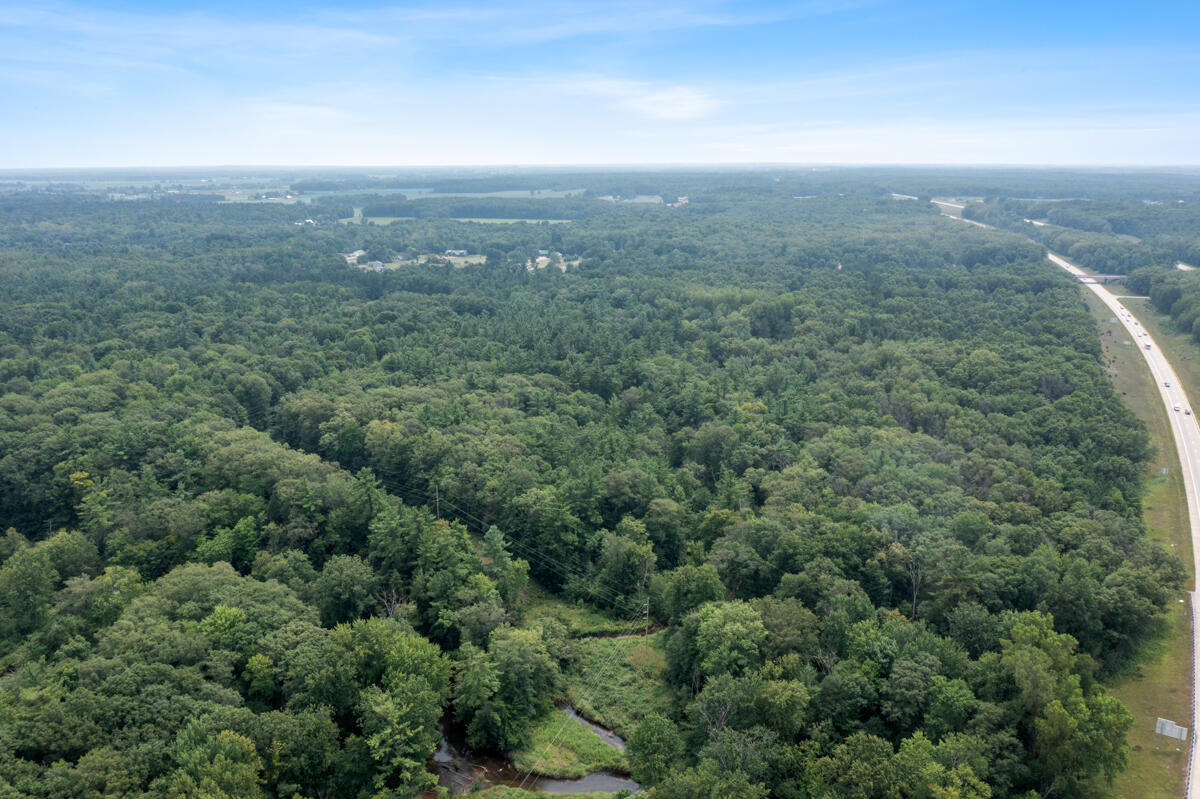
[518,601,651,791]
[364,473,655,792]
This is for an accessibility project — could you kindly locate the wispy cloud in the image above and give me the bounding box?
[0,0,869,66]
[1,0,1196,166]
[333,0,811,44]
[675,112,1200,165]
[0,3,395,73]
[578,79,721,119]
[0,0,758,57]
[0,64,114,97]
[626,87,721,120]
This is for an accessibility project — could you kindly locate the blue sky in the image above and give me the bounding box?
[1,0,1197,166]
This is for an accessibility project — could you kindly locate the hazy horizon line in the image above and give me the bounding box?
[5,162,1200,174]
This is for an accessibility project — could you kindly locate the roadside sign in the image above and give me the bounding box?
[1156,717,1188,741]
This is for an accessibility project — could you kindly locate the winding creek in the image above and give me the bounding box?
[427,706,640,795]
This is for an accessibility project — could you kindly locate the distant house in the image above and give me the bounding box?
[537,249,549,256]
[395,251,413,261]
[367,261,384,271]
[445,249,468,257]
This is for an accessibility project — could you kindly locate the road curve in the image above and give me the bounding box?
[1049,251,1200,798]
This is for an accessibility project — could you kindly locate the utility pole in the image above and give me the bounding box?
[642,560,651,637]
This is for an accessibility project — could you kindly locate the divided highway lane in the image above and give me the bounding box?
[1049,251,1200,799]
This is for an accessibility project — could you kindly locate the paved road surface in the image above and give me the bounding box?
[1049,251,1200,798]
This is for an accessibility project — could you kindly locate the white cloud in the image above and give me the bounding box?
[0,3,395,70]
[624,86,721,120]
[577,78,720,120]
[334,1,796,44]
[0,0,782,58]
[0,65,113,97]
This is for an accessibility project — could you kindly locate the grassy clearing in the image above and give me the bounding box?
[509,709,627,778]
[216,186,304,203]
[1110,519,1192,799]
[341,216,572,225]
[565,632,673,738]
[361,216,411,224]
[453,217,573,224]
[432,254,488,266]
[338,212,406,224]
[472,788,621,799]
[523,585,645,637]
[1083,292,1193,799]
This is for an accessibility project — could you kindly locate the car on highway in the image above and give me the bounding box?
[1188,409,1193,416]
[1166,381,1172,387]
[1175,404,1182,412]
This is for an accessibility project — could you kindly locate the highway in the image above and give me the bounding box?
[1048,251,1200,798]
[933,202,1200,793]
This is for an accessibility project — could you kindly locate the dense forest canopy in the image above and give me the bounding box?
[0,169,1195,799]
[963,197,1200,272]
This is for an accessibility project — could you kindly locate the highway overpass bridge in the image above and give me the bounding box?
[1075,274,1126,284]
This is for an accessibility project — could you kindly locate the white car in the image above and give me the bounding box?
[1187,409,1193,416]
[1165,381,1171,387]
[1174,404,1182,412]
